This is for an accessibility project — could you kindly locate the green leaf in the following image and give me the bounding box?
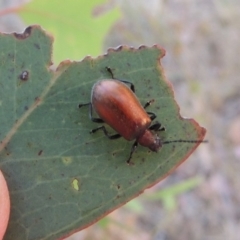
[0,26,206,240]
[18,0,121,64]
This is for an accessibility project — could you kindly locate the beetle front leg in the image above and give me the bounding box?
[127,140,138,165]
[149,122,165,132]
[91,126,121,139]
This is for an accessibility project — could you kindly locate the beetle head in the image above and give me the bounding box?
[137,130,162,152]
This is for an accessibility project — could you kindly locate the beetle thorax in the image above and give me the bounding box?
[137,130,162,152]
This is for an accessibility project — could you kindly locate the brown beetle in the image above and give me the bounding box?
[79,67,206,164]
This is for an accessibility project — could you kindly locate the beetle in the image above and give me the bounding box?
[79,67,206,164]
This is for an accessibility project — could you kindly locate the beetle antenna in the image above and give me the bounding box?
[162,139,208,145]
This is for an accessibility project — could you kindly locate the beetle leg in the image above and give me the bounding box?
[147,112,157,121]
[106,67,115,78]
[149,122,165,132]
[127,141,138,164]
[91,126,121,139]
[79,102,104,123]
[88,104,104,123]
[143,99,155,109]
[78,103,90,108]
[106,67,135,92]
[118,80,135,92]
[144,100,157,120]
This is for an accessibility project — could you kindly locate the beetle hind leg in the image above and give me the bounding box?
[119,79,135,92]
[91,126,121,139]
[79,102,104,123]
[106,67,135,92]
[78,102,90,108]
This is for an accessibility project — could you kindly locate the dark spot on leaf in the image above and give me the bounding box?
[35,97,41,104]
[7,53,14,60]
[34,43,40,49]
[14,26,32,39]
[38,150,43,156]
[19,71,29,81]
[116,184,120,189]
[5,150,11,156]
[24,106,29,111]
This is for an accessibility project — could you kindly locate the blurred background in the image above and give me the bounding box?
[1,0,239,239]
